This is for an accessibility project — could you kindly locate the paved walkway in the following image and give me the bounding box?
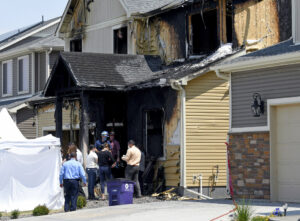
[18,200,300,221]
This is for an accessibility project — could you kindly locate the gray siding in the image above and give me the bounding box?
[0,61,2,97]
[16,107,36,139]
[231,64,300,128]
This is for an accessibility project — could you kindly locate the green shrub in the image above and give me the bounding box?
[77,196,87,209]
[11,209,20,219]
[0,211,2,218]
[233,200,253,221]
[32,205,49,216]
[251,216,269,221]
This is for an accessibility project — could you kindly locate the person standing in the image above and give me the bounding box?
[86,145,98,200]
[95,131,111,151]
[98,143,115,200]
[109,131,120,163]
[59,152,87,212]
[122,140,142,198]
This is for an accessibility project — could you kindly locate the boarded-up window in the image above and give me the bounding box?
[114,26,127,54]
[18,56,29,93]
[2,60,12,95]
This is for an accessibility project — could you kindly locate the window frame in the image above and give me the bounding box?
[17,55,30,94]
[2,59,13,97]
[112,24,128,54]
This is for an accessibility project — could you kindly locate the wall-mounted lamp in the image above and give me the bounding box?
[251,93,264,117]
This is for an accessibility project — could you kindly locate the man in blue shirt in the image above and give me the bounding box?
[60,152,87,212]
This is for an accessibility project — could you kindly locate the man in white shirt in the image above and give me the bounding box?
[76,149,83,165]
[86,145,98,200]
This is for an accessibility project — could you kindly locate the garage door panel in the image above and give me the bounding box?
[273,103,300,202]
[276,143,300,161]
[278,185,300,203]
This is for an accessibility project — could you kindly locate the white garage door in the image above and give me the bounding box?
[274,104,300,202]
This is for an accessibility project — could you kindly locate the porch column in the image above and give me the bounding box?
[55,96,63,143]
[80,92,89,168]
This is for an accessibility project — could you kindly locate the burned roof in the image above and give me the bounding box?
[218,38,300,67]
[44,52,163,96]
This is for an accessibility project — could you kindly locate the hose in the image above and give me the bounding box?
[209,142,238,221]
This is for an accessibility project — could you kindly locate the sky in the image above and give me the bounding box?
[0,0,69,35]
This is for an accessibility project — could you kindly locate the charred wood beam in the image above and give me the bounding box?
[55,96,63,143]
[80,91,89,168]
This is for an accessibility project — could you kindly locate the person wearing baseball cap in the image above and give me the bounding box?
[95,131,111,151]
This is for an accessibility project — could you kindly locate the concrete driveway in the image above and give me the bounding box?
[18,200,300,221]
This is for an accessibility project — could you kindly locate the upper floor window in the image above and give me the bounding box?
[2,60,13,96]
[113,26,127,54]
[70,39,82,52]
[189,10,219,55]
[18,55,29,93]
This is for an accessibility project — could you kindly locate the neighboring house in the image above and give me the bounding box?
[0,17,64,138]
[213,0,300,202]
[39,0,292,197]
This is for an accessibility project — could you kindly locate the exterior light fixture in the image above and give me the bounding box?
[251,93,264,117]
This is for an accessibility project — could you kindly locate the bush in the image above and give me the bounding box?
[11,209,20,219]
[251,216,269,221]
[77,196,87,209]
[0,212,2,218]
[32,205,49,216]
[233,200,253,221]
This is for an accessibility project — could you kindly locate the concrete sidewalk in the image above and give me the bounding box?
[17,200,300,221]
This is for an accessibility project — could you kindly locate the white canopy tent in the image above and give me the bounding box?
[0,108,64,212]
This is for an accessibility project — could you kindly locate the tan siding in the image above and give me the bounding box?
[37,101,80,137]
[185,72,229,187]
[16,108,36,139]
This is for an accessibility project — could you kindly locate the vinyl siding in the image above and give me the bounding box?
[231,64,300,128]
[86,0,126,26]
[185,72,229,187]
[16,107,36,139]
[37,102,80,137]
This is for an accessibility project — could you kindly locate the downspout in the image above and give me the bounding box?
[171,80,186,189]
[46,47,53,79]
[214,68,231,196]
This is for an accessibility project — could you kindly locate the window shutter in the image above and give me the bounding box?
[18,59,23,92]
[7,60,12,95]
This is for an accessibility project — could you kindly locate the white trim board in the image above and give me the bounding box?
[230,126,269,133]
[42,124,80,133]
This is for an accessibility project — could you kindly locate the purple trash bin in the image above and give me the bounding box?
[107,179,135,206]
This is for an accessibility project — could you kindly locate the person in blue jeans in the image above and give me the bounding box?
[86,145,98,200]
[97,143,115,200]
[59,151,87,212]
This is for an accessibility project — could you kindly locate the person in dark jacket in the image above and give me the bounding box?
[98,142,115,200]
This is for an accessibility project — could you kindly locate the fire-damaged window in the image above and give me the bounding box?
[113,26,127,54]
[145,109,164,158]
[70,39,82,52]
[190,9,219,55]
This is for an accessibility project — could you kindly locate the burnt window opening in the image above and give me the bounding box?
[70,39,82,52]
[190,9,219,55]
[145,109,164,158]
[114,26,128,54]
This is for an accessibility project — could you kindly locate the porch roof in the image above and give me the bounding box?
[44,52,163,96]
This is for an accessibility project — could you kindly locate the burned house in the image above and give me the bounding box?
[38,0,292,197]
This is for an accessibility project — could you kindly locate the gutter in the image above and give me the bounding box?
[214,69,230,80]
[170,80,186,188]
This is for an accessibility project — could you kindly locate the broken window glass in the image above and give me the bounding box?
[190,9,219,55]
[70,39,82,52]
[114,27,128,54]
[145,109,164,158]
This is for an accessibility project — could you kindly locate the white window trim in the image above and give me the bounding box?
[112,24,129,54]
[17,55,30,95]
[42,124,80,135]
[1,59,13,97]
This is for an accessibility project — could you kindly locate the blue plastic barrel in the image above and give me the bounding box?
[107,179,135,206]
